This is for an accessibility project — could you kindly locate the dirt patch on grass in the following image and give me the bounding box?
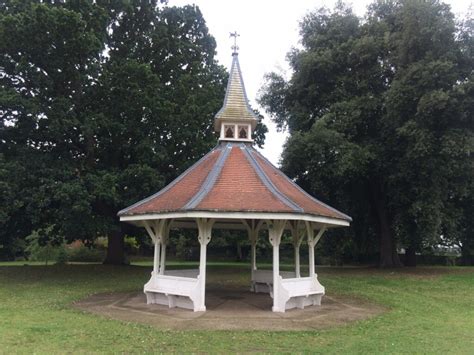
[74,287,385,331]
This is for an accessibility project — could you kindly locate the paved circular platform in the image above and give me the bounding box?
[74,287,384,331]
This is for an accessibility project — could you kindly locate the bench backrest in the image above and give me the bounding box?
[252,269,297,283]
[151,274,198,295]
[281,277,323,296]
[164,269,199,278]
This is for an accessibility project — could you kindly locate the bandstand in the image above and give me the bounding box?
[118,46,351,313]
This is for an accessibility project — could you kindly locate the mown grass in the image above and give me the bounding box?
[0,263,472,353]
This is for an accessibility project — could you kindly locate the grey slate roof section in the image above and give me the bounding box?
[241,144,304,212]
[251,149,353,221]
[183,143,232,210]
[117,147,218,216]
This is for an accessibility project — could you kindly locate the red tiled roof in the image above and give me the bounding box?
[196,146,293,212]
[251,150,346,220]
[120,149,220,215]
[118,143,351,222]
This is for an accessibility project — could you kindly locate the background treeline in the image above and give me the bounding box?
[259,0,473,266]
[1,0,472,267]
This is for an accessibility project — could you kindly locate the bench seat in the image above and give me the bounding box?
[279,276,324,310]
[251,270,325,311]
[144,270,204,311]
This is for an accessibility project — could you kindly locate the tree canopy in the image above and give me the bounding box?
[0,0,267,262]
[259,0,473,266]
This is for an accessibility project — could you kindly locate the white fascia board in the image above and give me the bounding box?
[120,211,350,227]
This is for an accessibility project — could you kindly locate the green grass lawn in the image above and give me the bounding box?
[0,263,472,353]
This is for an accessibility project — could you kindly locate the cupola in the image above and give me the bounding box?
[214,44,258,142]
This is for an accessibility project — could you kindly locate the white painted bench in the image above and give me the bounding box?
[164,269,199,278]
[251,269,296,293]
[274,276,325,311]
[144,269,204,311]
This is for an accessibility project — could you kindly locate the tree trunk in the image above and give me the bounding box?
[103,229,126,265]
[460,244,474,266]
[370,182,403,268]
[236,242,243,261]
[405,247,417,267]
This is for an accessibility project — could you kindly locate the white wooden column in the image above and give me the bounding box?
[243,219,263,292]
[242,219,263,271]
[196,218,214,312]
[251,240,257,271]
[305,221,326,277]
[154,238,161,275]
[159,220,171,275]
[143,221,160,276]
[268,219,287,312]
[289,221,303,278]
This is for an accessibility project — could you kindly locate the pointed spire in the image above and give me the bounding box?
[214,51,258,138]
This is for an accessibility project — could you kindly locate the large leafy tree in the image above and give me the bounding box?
[86,3,230,263]
[1,1,266,262]
[1,0,108,259]
[259,0,473,266]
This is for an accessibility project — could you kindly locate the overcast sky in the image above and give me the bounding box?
[173,0,472,165]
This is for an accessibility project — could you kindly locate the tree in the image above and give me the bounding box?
[259,0,473,267]
[1,0,108,258]
[88,3,266,263]
[1,1,267,263]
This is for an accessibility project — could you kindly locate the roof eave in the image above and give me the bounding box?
[119,210,351,228]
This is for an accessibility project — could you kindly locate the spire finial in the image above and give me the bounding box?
[230,31,240,55]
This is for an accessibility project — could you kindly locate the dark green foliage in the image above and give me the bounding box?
[0,1,267,261]
[55,247,68,265]
[25,228,66,265]
[259,1,473,266]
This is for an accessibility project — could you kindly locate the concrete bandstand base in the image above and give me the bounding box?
[74,287,384,331]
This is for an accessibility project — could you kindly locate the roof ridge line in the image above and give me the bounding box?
[117,147,219,216]
[183,143,232,210]
[252,149,353,221]
[241,145,303,213]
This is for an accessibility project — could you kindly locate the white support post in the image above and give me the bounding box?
[160,243,166,274]
[242,219,263,272]
[243,219,263,292]
[306,221,315,277]
[251,241,257,271]
[144,221,160,276]
[306,222,326,277]
[196,218,214,312]
[154,239,161,275]
[143,220,173,276]
[159,221,171,275]
[289,221,303,278]
[268,219,287,312]
[250,220,257,272]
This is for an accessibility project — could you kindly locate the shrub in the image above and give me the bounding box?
[124,236,139,255]
[55,247,68,265]
[67,245,104,262]
[25,229,64,265]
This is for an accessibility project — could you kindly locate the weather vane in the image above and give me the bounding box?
[230,31,240,55]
